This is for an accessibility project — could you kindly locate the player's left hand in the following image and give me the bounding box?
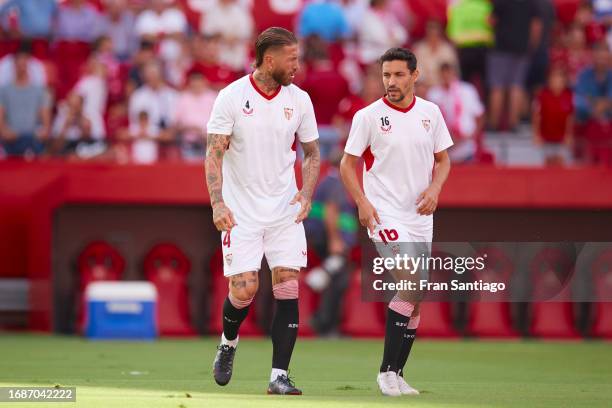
[416,184,441,216]
[291,191,311,223]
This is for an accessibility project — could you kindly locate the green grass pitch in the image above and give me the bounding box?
[0,334,610,408]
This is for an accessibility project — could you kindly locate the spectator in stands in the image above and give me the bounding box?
[189,34,237,90]
[200,0,253,72]
[413,20,459,87]
[128,61,177,144]
[0,46,51,157]
[298,0,351,43]
[487,0,543,131]
[304,149,357,336]
[92,36,124,103]
[357,0,407,64]
[446,0,493,85]
[173,70,217,161]
[126,40,157,96]
[532,66,574,166]
[55,0,103,43]
[99,0,138,61]
[333,64,384,144]
[128,110,160,163]
[551,24,593,86]
[300,36,350,158]
[0,0,57,39]
[0,41,47,87]
[52,93,106,159]
[575,42,612,123]
[576,0,608,45]
[526,0,556,92]
[427,63,485,163]
[73,57,108,119]
[575,42,612,164]
[135,0,187,74]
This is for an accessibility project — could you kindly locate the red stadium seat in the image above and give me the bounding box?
[208,249,263,336]
[466,247,519,337]
[143,243,195,336]
[418,302,459,337]
[529,247,579,338]
[590,249,612,338]
[341,268,385,337]
[77,241,125,331]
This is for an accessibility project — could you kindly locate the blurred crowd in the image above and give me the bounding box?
[0,0,610,166]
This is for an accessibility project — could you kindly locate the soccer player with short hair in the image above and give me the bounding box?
[205,27,320,395]
[340,47,453,396]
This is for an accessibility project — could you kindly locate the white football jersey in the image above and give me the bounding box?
[344,96,453,235]
[207,74,319,225]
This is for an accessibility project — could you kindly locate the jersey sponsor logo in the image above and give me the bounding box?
[288,323,299,328]
[242,100,253,115]
[422,119,431,132]
[380,116,392,133]
[284,107,293,120]
[225,253,233,266]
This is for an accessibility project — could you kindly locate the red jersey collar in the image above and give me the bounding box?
[382,94,416,113]
[249,74,281,100]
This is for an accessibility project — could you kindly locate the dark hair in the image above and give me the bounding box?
[439,62,456,72]
[16,39,33,56]
[254,27,298,68]
[379,47,417,72]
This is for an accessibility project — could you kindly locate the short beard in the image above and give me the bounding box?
[386,90,406,103]
[272,69,292,86]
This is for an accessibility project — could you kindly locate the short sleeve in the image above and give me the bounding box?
[206,88,235,136]
[433,105,454,153]
[296,91,319,143]
[344,110,371,157]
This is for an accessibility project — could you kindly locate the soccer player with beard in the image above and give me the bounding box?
[205,27,320,395]
[340,48,453,396]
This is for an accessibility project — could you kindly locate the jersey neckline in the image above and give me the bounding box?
[382,95,416,113]
[249,74,282,100]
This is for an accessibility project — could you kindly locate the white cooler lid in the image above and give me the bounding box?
[85,281,157,301]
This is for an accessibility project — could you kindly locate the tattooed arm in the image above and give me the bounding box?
[205,133,236,231]
[291,139,321,223]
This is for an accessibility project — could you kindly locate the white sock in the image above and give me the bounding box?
[270,368,287,382]
[221,333,238,348]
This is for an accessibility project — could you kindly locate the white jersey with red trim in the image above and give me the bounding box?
[207,74,319,225]
[344,96,453,235]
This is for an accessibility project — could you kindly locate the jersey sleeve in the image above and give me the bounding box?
[206,88,234,136]
[344,110,371,157]
[433,105,454,153]
[296,91,319,143]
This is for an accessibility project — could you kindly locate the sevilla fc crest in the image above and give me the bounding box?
[284,107,293,120]
[225,253,233,266]
[422,119,431,132]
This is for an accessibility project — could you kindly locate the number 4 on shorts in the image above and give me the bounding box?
[223,230,231,248]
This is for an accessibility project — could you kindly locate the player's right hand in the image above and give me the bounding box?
[357,198,381,235]
[212,202,237,231]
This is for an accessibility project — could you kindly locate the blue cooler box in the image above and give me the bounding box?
[84,282,158,340]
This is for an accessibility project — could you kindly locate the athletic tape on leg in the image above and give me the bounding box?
[272,280,299,300]
[388,294,415,318]
[228,292,254,309]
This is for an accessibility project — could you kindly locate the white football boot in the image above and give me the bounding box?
[376,371,401,397]
[396,371,420,395]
